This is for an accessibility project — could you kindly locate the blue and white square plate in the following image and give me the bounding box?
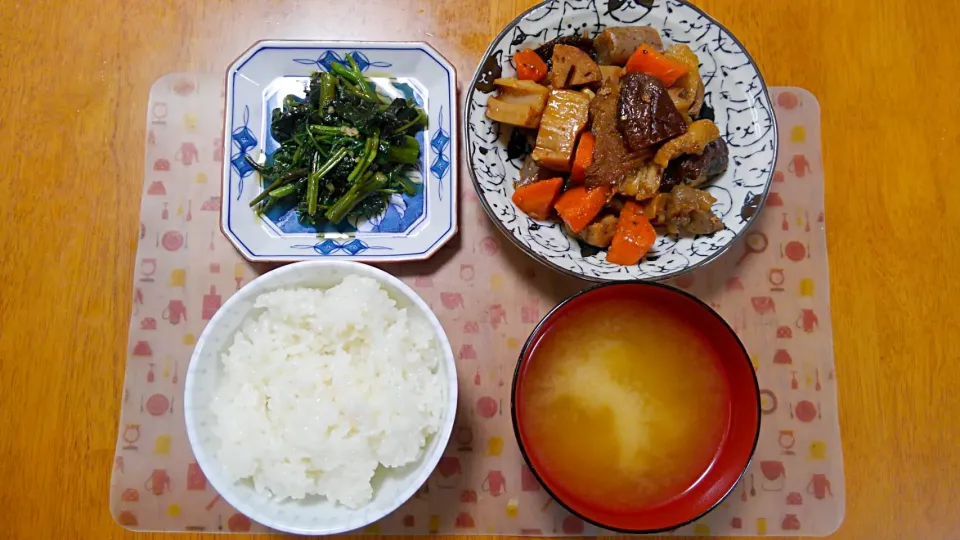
[221,40,458,262]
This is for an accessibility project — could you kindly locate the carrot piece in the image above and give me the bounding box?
[569,132,595,184]
[606,201,658,266]
[511,177,564,220]
[554,185,610,233]
[514,49,549,82]
[624,44,690,87]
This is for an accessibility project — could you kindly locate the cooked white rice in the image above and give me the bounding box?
[209,275,444,509]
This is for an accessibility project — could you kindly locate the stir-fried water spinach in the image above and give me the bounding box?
[246,54,428,226]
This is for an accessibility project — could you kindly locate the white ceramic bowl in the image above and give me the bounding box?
[184,260,458,535]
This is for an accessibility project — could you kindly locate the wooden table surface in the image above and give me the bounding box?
[1,0,959,539]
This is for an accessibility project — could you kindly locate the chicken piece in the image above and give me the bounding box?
[584,81,652,188]
[594,26,663,66]
[664,44,705,117]
[617,161,662,201]
[617,72,688,151]
[531,90,592,172]
[565,214,619,248]
[551,45,602,89]
[647,184,723,235]
[653,119,720,168]
[660,138,729,192]
[485,78,550,128]
[686,210,724,234]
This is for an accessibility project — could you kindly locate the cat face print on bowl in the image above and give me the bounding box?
[464,0,778,281]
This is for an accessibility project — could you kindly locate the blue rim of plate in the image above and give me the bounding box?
[220,40,458,263]
[463,0,778,282]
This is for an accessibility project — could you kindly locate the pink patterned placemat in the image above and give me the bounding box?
[110,74,844,536]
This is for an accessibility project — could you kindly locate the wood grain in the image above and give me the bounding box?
[1,1,958,539]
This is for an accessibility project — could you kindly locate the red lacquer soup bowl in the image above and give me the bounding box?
[511,282,760,534]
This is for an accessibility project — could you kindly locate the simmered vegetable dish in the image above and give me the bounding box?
[485,27,729,266]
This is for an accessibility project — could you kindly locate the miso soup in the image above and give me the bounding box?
[516,297,731,512]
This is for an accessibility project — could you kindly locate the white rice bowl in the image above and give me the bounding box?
[184,261,457,535]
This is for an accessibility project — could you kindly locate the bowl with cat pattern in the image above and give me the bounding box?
[464,0,777,282]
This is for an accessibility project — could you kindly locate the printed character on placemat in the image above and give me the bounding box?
[808,473,833,499]
[779,430,796,455]
[521,464,540,492]
[151,101,167,124]
[227,513,250,532]
[117,511,137,527]
[144,469,171,496]
[202,286,222,320]
[476,396,498,418]
[454,511,475,529]
[139,259,157,282]
[792,400,819,422]
[487,436,504,456]
[482,470,506,497]
[435,456,461,489]
[750,297,776,319]
[799,277,815,297]
[122,424,140,450]
[558,514,584,534]
[809,440,827,460]
[154,434,171,455]
[175,142,199,166]
[773,349,792,365]
[187,462,207,490]
[455,424,474,452]
[783,240,809,262]
[777,91,800,110]
[170,268,186,288]
[212,137,223,161]
[163,300,187,325]
[161,231,184,252]
[145,393,172,416]
[458,344,477,360]
[788,154,811,177]
[132,341,152,357]
[759,460,786,491]
[796,308,819,333]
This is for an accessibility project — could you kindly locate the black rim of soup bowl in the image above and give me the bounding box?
[510,281,762,534]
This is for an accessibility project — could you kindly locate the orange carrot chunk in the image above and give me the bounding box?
[624,44,690,87]
[569,132,595,184]
[514,49,549,82]
[554,185,610,233]
[606,201,658,265]
[511,177,564,220]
